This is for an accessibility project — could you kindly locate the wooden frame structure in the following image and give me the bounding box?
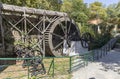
[0,3,80,57]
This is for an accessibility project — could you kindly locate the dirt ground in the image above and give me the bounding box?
[72,48,120,79]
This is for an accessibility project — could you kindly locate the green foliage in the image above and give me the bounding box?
[0,0,62,10]
[89,1,107,20]
[14,38,38,49]
[71,12,88,23]
[77,22,95,36]
[61,0,90,23]
[117,39,120,43]
[30,76,36,79]
[1,0,24,6]
[90,32,112,49]
[106,2,120,25]
[1,0,90,23]
[60,0,72,13]
[1,0,119,25]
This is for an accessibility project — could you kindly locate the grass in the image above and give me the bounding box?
[0,57,72,79]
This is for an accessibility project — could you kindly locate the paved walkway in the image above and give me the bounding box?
[72,48,120,79]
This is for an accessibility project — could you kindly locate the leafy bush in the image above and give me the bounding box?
[90,32,112,49]
[77,22,95,37]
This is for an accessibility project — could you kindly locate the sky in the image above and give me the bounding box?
[84,0,120,6]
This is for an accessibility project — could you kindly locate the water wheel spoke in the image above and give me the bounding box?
[53,41,64,50]
[68,20,72,34]
[65,20,68,34]
[59,22,66,34]
[50,33,64,39]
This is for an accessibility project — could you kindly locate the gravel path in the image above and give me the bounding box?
[72,48,120,79]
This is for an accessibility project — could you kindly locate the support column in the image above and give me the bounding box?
[43,14,46,57]
[23,8,27,44]
[0,8,5,56]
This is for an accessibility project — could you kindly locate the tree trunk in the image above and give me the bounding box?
[114,24,118,34]
[97,25,101,34]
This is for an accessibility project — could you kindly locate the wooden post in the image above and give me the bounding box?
[0,8,5,56]
[43,15,46,57]
[24,8,27,44]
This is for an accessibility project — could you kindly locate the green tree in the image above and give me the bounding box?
[89,1,107,20]
[106,2,120,34]
[1,0,90,23]
[61,0,90,23]
[60,0,73,13]
[0,0,61,10]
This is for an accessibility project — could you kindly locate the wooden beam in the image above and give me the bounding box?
[0,8,5,56]
[0,3,68,17]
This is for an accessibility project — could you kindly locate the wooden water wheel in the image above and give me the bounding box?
[45,17,80,56]
[0,3,80,57]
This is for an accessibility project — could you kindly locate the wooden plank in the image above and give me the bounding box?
[0,3,68,17]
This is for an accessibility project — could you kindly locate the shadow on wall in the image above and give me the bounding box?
[2,16,15,57]
[0,4,16,72]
